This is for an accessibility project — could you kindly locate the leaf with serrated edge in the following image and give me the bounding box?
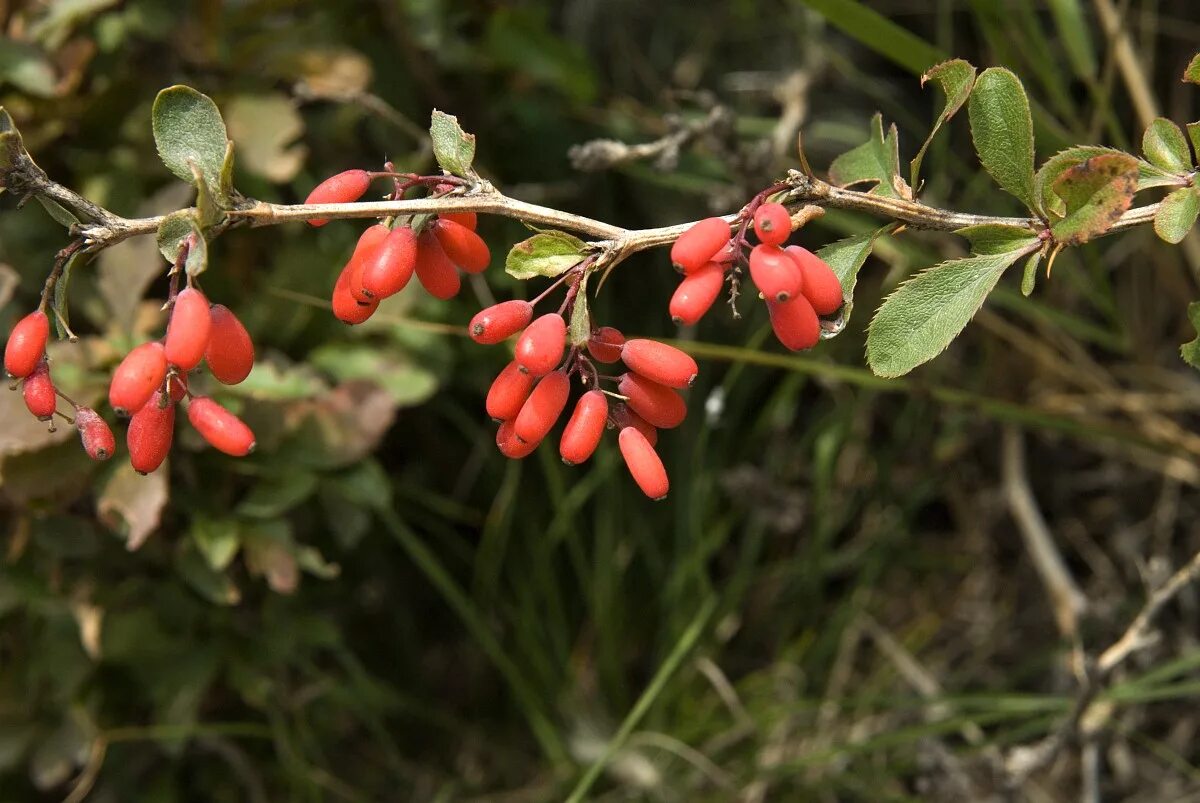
[568,273,591,347]
[1049,153,1138,245]
[1036,146,1172,215]
[429,109,476,178]
[968,68,1036,211]
[828,113,910,199]
[955,223,1039,255]
[506,231,586,280]
[1142,118,1192,173]
[1155,187,1200,244]
[1021,249,1042,297]
[152,86,229,203]
[1184,53,1200,85]
[814,224,892,338]
[911,59,976,186]
[867,249,1028,378]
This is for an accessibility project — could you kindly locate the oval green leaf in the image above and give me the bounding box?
[1142,118,1192,174]
[1154,186,1200,244]
[152,85,230,202]
[968,68,1036,211]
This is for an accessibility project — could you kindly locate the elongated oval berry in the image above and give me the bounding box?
[305,169,372,226]
[346,224,390,302]
[22,360,56,420]
[586,326,625,364]
[749,244,803,303]
[560,390,608,465]
[515,313,567,376]
[753,202,791,246]
[767,295,820,351]
[433,219,490,273]
[669,261,725,326]
[75,407,115,460]
[414,231,461,300]
[514,370,570,444]
[333,268,378,325]
[361,225,418,299]
[619,427,669,500]
[439,210,477,230]
[205,305,255,385]
[485,361,535,421]
[496,420,539,459]
[4,310,49,378]
[127,390,174,474]
[620,339,699,389]
[109,341,167,416]
[164,287,212,371]
[671,217,732,274]
[618,372,687,429]
[187,396,256,457]
[611,402,658,448]
[470,300,533,345]
[785,245,844,316]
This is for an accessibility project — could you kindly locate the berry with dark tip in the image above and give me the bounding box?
[486,361,535,421]
[75,407,115,461]
[619,339,699,389]
[470,300,533,345]
[496,420,539,458]
[187,396,256,457]
[753,202,791,246]
[109,341,168,416]
[749,244,803,303]
[515,313,567,376]
[669,261,725,326]
[361,225,418,299]
[671,217,732,274]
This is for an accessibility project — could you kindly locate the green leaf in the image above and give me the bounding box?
[309,343,439,407]
[190,517,240,571]
[1154,187,1200,244]
[1182,301,1200,370]
[175,542,240,606]
[1036,146,1173,214]
[1048,152,1139,245]
[1021,249,1043,297]
[828,113,911,199]
[506,230,587,280]
[968,67,1037,211]
[1142,118,1192,173]
[955,223,1040,255]
[156,210,208,276]
[814,224,892,337]
[1047,0,1096,79]
[797,0,946,75]
[1188,122,1200,164]
[36,196,79,228]
[911,59,976,186]
[866,249,1028,377]
[152,85,230,201]
[0,39,56,97]
[1184,53,1200,85]
[190,161,220,228]
[52,250,85,340]
[237,470,318,518]
[219,139,236,200]
[429,109,476,178]
[568,273,591,347]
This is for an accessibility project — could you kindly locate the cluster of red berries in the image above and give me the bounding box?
[471,299,693,499]
[304,169,490,324]
[4,286,257,474]
[669,201,844,348]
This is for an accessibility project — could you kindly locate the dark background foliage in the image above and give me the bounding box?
[3,1,1200,800]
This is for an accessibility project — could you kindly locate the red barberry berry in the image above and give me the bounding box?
[470,300,533,345]
[22,359,56,420]
[414,230,461,300]
[205,305,255,385]
[671,217,732,274]
[332,267,379,325]
[515,313,567,376]
[4,309,49,379]
[127,390,174,474]
[109,341,168,416]
[620,339,699,389]
[486,361,535,421]
[305,169,372,226]
[164,287,212,371]
[75,407,115,461]
[611,402,658,447]
[669,261,725,326]
[749,244,803,303]
[767,295,820,351]
[753,202,791,246]
[187,396,256,457]
[617,372,687,429]
[433,219,490,274]
[514,370,570,444]
[560,389,608,465]
[361,225,418,299]
[439,210,477,230]
[586,326,625,364]
[785,246,844,316]
[496,420,539,459]
[619,427,669,500]
[346,223,391,302]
